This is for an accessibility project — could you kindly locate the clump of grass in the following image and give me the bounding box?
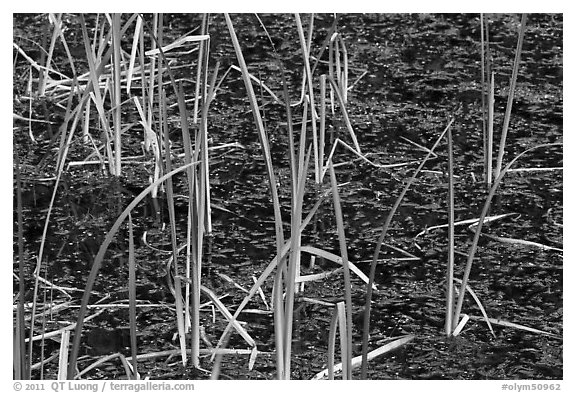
[445,14,561,338]
[216,13,379,379]
[451,142,561,334]
[481,13,527,185]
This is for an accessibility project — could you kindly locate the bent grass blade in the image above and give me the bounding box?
[67,161,200,378]
[200,286,256,348]
[314,335,415,380]
[481,234,562,253]
[467,316,561,339]
[300,246,376,290]
[414,212,518,240]
[225,13,287,377]
[453,278,495,337]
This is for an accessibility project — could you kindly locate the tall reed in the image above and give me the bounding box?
[111,13,123,176]
[14,150,28,379]
[78,14,117,176]
[295,14,319,184]
[224,13,287,378]
[480,13,488,181]
[445,124,456,335]
[487,72,495,186]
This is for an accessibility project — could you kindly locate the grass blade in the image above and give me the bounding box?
[224,13,284,249]
[467,316,561,339]
[487,72,495,186]
[14,149,28,379]
[453,278,495,337]
[192,14,209,123]
[39,13,60,95]
[494,14,527,179]
[57,330,70,380]
[319,74,327,180]
[127,213,138,378]
[452,314,470,336]
[224,13,287,378]
[201,286,256,347]
[445,122,455,335]
[329,162,353,379]
[481,234,562,252]
[314,335,415,380]
[161,82,189,368]
[126,14,143,94]
[294,13,319,183]
[300,246,376,290]
[111,13,122,176]
[327,305,338,380]
[480,13,488,179]
[282,146,311,377]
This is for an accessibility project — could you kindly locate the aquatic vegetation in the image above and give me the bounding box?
[13,13,562,381]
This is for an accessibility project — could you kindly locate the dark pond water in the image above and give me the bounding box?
[13,13,562,380]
